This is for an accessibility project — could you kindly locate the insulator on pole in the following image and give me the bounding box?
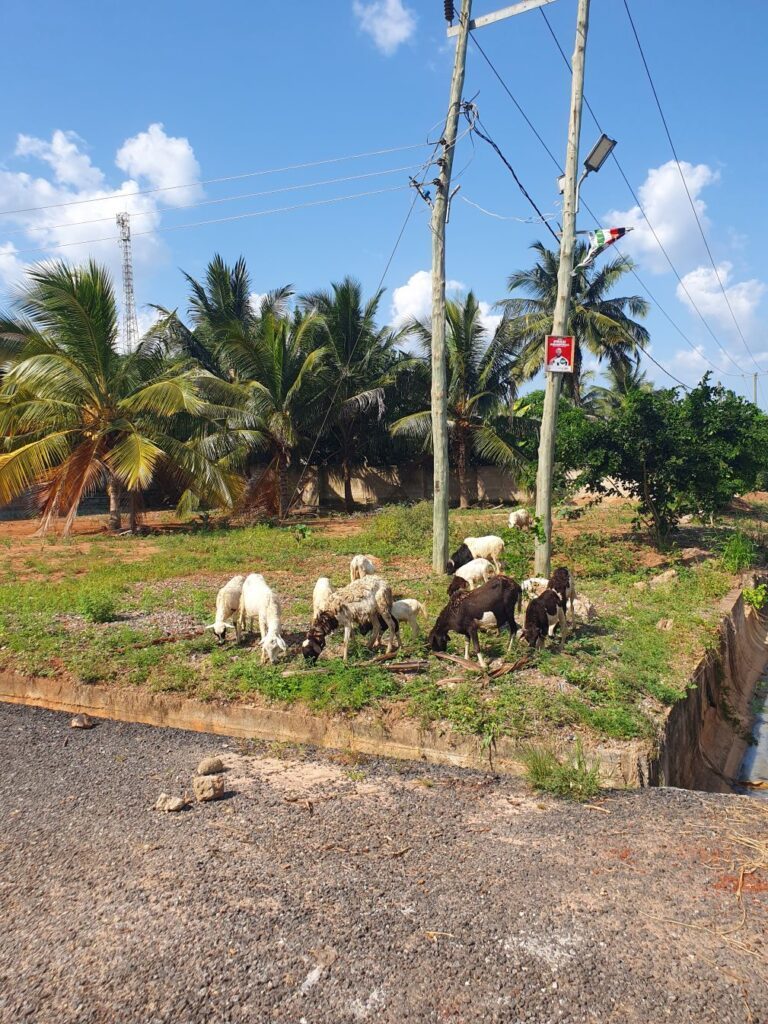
[443,0,455,24]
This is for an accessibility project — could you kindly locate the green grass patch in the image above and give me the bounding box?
[520,740,602,800]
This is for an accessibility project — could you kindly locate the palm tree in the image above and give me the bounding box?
[581,358,653,416]
[500,241,650,404]
[299,277,407,513]
[0,260,239,534]
[154,257,327,518]
[390,292,532,508]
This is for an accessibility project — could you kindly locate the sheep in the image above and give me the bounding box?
[312,577,334,622]
[349,554,376,582]
[508,508,532,530]
[238,573,288,664]
[206,575,246,644]
[447,557,496,595]
[301,575,398,663]
[521,589,568,649]
[428,575,523,669]
[359,597,427,640]
[446,535,505,574]
[548,566,576,624]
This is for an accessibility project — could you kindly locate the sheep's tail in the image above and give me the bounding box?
[416,601,427,618]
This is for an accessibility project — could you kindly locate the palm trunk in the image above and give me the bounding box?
[128,491,138,534]
[276,455,289,520]
[457,428,469,509]
[571,345,583,406]
[107,476,122,532]
[342,459,354,515]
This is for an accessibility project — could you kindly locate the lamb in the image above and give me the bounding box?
[359,597,427,640]
[238,573,288,664]
[428,575,523,669]
[508,508,532,529]
[301,575,398,663]
[312,577,334,621]
[447,557,496,595]
[521,589,568,649]
[548,566,576,623]
[206,575,246,644]
[349,554,376,582]
[446,535,505,574]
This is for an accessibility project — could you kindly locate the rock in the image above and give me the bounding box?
[633,581,648,591]
[193,774,225,802]
[155,793,187,813]
[649,569,678,587]
[680,547,709,566]
[656,618,674,631]
[572,597,597,621]
[197,756,225,776]
[70,713,96,729]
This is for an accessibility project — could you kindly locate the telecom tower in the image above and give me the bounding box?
[116,212,139,351]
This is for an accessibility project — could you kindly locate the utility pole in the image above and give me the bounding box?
[116,212,139,353]
[533,0,591,576]
[754,372,758,407]
[431,0,472,572]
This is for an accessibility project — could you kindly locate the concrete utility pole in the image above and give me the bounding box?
[533,0,591,576]
[431,0,472,572]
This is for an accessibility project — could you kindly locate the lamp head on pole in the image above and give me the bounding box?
[583,134,617,174]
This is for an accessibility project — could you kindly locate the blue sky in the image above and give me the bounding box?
[1,0,766,402]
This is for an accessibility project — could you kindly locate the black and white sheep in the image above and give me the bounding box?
[428,575,523,669]
[548,566,576,624]
[521,588,568,649]
[446,535,505,575]
[301,575,398,663]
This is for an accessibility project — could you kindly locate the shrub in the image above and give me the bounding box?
[78,590,119,623]
[358,502,433,558]
[520,739,601,800]
[743,583,768,611]
[722,531,758,573]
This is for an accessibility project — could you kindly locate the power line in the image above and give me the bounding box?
[9,185,413,257]
[622,0,762,377]
[2,162,428,237]
[0,140,435,218]
[537,8,747,379]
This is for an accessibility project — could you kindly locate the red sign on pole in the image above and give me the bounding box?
[545,335,575,373]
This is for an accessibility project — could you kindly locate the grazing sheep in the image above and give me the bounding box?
[349,554,376,582]
[522,589,568,649]
[508,508,532,529]
[548,566,576,623]
[239,573,288,664]
[446,535,505,574]
[428,575,523,669]
[359,597,427,640]
[312,577,334,622]
[447,557,496,595]
[302,575,398,663]
[207,575,246,644]
[521,577,551,601]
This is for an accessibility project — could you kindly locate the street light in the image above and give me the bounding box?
[583,133,617,174]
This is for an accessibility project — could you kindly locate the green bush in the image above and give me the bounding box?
[722,531,758,572]
[78,590,119,623]
[743,583,768,611]
[357,502,434,558]
[520,739,601,800]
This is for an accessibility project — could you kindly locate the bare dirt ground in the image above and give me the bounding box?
[2,703,767,1024]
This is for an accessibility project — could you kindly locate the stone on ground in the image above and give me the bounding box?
[197,755,225,776]
[193,774,225,802]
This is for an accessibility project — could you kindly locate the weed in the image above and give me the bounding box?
[78,590,119,623]
[520,739,601,800]
[345,769,366,783]
[722,531,758,572]
[743,584,768,611]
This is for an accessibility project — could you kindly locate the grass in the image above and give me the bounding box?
[0,496,764,751]
[520,740,602,801]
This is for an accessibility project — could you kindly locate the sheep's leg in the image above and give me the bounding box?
[381,609,398,653]
[343,625,352,662]
[464,638,470,660]
[556,607,568,648]
[469,626,486,669]
[369,616,381,651]
[410,617,420,638]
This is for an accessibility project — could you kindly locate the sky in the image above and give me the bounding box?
[1,0,767,403]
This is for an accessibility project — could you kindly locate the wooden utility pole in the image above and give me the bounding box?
[431,0,472,572]
[533,0,591,576]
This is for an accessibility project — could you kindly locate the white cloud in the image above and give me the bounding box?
[477,300,502,338]
[605,160,719,273]
[249,291,268,314]
[676,262,766,332]
[115,123,202,207]
[352,0,416,55]
[390,269,502,338]
[0,125,203,306]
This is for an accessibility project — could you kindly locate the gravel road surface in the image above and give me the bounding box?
[2,703,767,1024]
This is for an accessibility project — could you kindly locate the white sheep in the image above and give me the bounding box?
[447,535,505,574]
[391,598,427,637]
[521,577,550,601]
[312,577,334,621]
[451,557,496,591]
[302,575,398,662]
[508,508,532,529]
[239,573,288,664]
[349,554,376,582]
[207,575,246,644]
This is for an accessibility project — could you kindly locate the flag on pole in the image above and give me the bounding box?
[572,227,632,275]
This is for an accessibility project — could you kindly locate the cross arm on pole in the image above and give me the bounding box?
[447,0,558,37]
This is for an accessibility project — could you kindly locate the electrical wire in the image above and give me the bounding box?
[622,0,762,378]
[460,194,556,223]
[537,8,748,380]
[1,162,429,237]
[9,185,413,257]
[0,140,436,218]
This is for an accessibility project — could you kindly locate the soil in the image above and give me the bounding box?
[2,702,766,1024]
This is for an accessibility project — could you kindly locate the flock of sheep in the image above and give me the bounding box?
[206,508,584,670]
